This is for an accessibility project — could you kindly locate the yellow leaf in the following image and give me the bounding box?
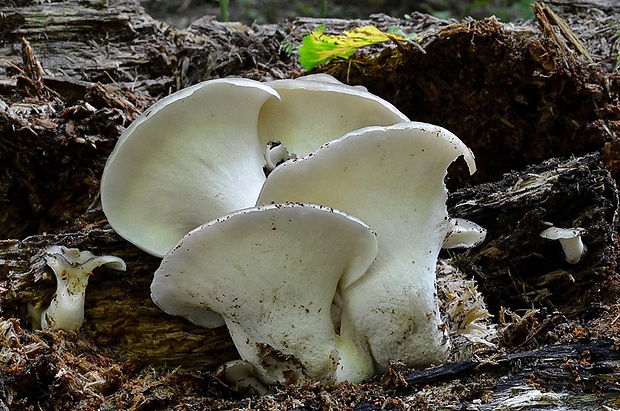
[342,26,406,45]
[298,25,408,71]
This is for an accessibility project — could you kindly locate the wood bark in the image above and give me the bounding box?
[1,0,620,409]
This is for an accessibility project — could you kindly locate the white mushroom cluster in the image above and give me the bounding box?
[101,75,486,386]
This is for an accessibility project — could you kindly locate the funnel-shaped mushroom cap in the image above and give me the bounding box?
[257,122,476,371]
[101,79,280,257]
[151,203,378,384]
[258,75,409,158]
[42,246,126,331]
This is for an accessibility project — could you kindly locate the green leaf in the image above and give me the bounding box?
[298,24,409,71]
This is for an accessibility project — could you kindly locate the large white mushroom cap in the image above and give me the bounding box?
[259,74,409,157]
[257,121,476,371]
[101,75,410,257]
[151,203,378,385]
[101,78,280,257]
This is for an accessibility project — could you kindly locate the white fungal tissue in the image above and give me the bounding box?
[101,74,487,387]
[40,246,126,331]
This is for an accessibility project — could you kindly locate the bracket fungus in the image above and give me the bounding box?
[257,122,477,371]
[40,246,126,331]
[151,203,378,384]
[540,226,586,264]
[101,75,408,257]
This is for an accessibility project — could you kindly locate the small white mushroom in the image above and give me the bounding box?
[540,226,586,264]
[151,203,378,385]
[101,79,281,257]
[41,246,126,331]
[258,74,409,159]
[443,218,487,249]
[257,121,477,372]
[216,359,268,395]
[264,141,293,173]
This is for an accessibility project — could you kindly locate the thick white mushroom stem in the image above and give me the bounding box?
[151,203,378,385]
[41,246,126,331]
[258,122,477,372]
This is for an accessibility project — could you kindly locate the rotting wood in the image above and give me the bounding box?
[1,152,617,408]
[0,229,237,369]
[448,153,618,323]
[322,3,620,185]
[532,1,593,62]
[410,340,620,411]
[1,0,620,409]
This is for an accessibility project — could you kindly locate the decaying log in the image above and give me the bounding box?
[404,340,620,411]
[448,153,618,319]
[323,6,620,185]
[1,152,616,369]
[2,0,620,409]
